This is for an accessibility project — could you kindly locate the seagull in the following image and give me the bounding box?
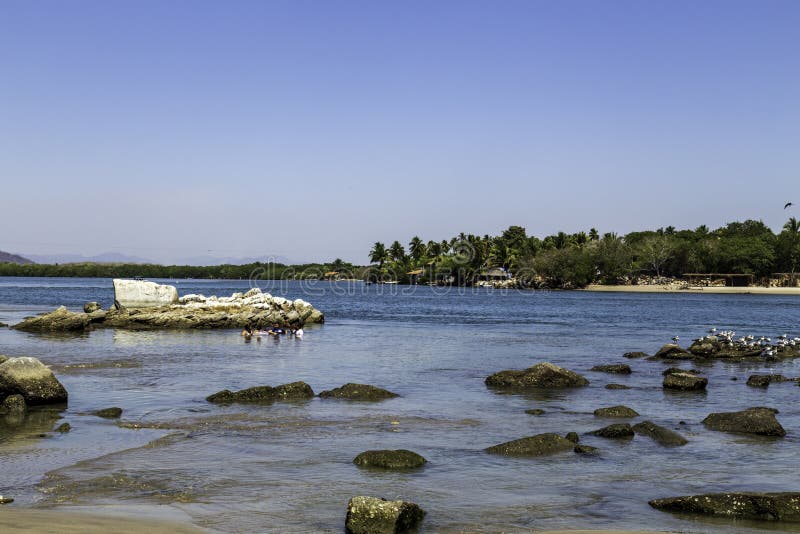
[671,335,680,343]
[785,202,793,209]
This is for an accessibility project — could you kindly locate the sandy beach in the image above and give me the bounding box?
[0,508,204,533]
[583,284,800,295]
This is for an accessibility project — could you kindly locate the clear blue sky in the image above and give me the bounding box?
[1,0,798,264]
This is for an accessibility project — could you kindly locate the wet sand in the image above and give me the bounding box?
[583,284,800,295]
[0,508,204,533]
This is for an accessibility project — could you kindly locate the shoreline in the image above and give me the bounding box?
[582,284,800,295]
[0,507,204,533]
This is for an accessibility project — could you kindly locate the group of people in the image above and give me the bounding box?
[241,323,304,340]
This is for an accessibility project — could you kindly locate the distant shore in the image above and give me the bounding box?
[583,284,800,295]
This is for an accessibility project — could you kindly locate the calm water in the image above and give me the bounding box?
[1,277,799,533]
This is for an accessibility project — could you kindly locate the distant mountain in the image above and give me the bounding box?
[25,252,154,264]
[174,255,293,266]
[0,250,34,264]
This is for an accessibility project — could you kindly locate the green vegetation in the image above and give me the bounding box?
[365,219,800,288]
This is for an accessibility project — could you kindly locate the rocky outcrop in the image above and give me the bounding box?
[318,383,398,401]
[702,407,785,437]
[485,362,589,389]
[14,286,324,332]
[485,433,576,456]
[113,279,178,309]
[633,421,688,446]
[12,306,91,333]
[594,405,639,418]
[345,496,425,534]
[663,372,707,391]
[590,364,632,374]
[747,374,794,388]
[0,357,68,406]
[649,492,800,522]
[589,423,634,439]
[206,382,314,404]
[353,450,427,469]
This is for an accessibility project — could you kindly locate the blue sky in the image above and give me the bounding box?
[1,1,798,264]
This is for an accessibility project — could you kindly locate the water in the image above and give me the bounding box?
[1,277,799,532]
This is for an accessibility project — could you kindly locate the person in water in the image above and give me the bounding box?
[241,324,253,337]
[295,323,304,339]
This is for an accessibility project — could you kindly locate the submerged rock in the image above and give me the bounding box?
[12,306,91,333]
[55,422,71,433]
[207,381,315,404]
[633,421,688,446]
[649,492,800,522]
[0,357,68,405]
[589,423,634,439]
[574,444,599,455]
[747,374,793,388]
[353,450,427,469]
[623,351,649,359]
[702,407,785,437]
[485,433,576,456]
[94,407,122,418]
[594,405,639,418]
[590,364,632,375]
[663,372,707,391]
[345,495,425,534]
[318,383,398,401]
[564,432,579,443]
[485,362,589,389]
[525,408,545,416]
[0,394,27,415]
[605,383,631,390]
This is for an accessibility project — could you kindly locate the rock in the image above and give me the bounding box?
[565,432,579,443]
[590,364,632,374]
[206,381,315,403]
[12,306,91,333]
[589,423,634,439]
[318,383,398,401]
[594,405,639,418]
[623,351,649,359]
[747,374,793,388]
[654,344,693,359]
[94,407,122,418]
[83,301,102,313]
[353,450,427,469]
[649,492,800,522]
[345,496,425,534]
[0,496,13,504]
[605,383,631,390]
[662,367,701,376]
[0,357,68,405]
[663,372,708,391]
[633,421,688,446]
[113,279,178,309]
[0,394,27,415]
[688,338,721,356]
[525,408,545,416]
[485,362,589,389]
[0,321,7,328]
[0,355,7,365]
[574,444,599,455]
[702,407,785,437]
[55,422,71,433]
[485,433,577,456]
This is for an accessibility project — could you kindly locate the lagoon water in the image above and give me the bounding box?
[1,277,799,532]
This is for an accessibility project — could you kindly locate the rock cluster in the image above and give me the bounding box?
[485,362,589,388]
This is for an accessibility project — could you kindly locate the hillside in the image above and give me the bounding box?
[0,250,34,264]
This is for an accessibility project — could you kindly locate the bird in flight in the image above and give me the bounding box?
[785,202,793,209]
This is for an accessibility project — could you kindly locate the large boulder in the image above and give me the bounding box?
[485,433,576,456]
[485,362,589,389]
[0,357,68,406]
[663,372,707,391]
[633,421,688,446]
[649,492,800,522]
[12,306,90,333]
[590,364,632,375]
[702,407,785,437]
[113,279,178,309]
[353,450,427,469]
[206,381,314,404]
[653,344,693,360]
[594,405,639,418]
[345,496,425,534]
[318,383,398,401]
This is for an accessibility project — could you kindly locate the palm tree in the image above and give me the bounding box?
[589,228,599,241]
[784,217,800,234]
[389,240,406,262]
[369,242,388,270]
[408,236,426,261]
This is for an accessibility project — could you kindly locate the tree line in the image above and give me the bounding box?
[366,218,800,288]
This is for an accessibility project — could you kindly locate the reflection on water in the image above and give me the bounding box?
[1,278,800,531]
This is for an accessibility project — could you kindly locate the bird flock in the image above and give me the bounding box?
[674,327,800,358]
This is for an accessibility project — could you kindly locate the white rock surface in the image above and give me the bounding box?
[113,279,179,309]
